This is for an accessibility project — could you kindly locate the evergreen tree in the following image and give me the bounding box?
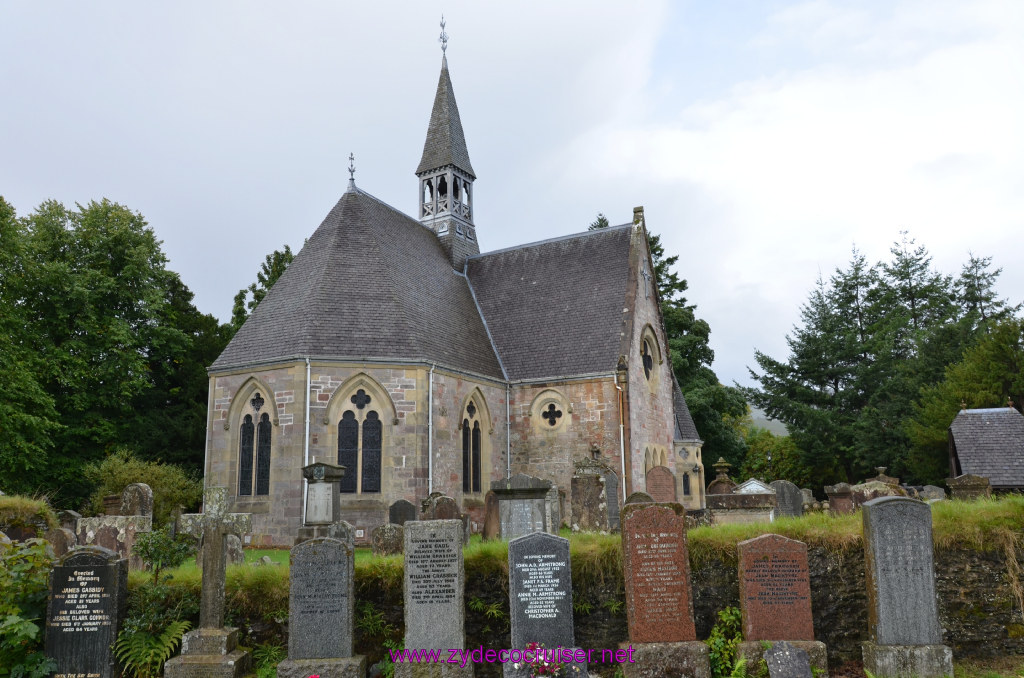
[231,245,293,329]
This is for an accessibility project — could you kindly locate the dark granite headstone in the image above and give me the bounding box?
[45,546,127,678]
[764,641,813,678]
[371,523,404,556]
[737,534,813,641]
[605,470,621,531]
[506,532,584,677]
[482,491,500,540]
[621,503,695,642]
[861,496,952,677]
[389,499,417,526]
[769,480,804,518]
[120,482,154,517]
[645,466,677,502]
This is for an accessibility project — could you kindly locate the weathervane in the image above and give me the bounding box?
[348,153,356,180]
[439,15,448,54]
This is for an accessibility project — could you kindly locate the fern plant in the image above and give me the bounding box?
[115,619,191,678]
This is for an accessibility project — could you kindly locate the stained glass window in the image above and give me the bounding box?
[462,419,471,493]
[238,414,254,496]
[255,413,272,495]
[472,421,481,493]
[362,411,382,493]
[338,410,358,493]
[683,473,691,496]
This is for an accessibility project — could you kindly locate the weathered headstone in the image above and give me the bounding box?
[421,492,461,520]
[371,523,404,556]
[164,487,252,678]
[545,485,561,533]
[645,466,677,502]
[506,532,586,678]
[76,512,151,571]
[58,509,81,533]
[482,491,500,540]
[491,474,550,540]
[227,533,245,565]
[397,520,471,678]
[735,534,826,674]
[570,473,609,532]
[769,480,804,518]
[618,503,710,678]
[44,527,77,558]
[120,482,154,517]
[624,491,654,505]
[389,499,417,526]
[861,496,952,678]
[297,461,348,543]
[764,641,813,678]
[919,485,946,502]
[45,546,127,678]
[800,488,814,506]
[0,531,10,546]
[946,474,991,501]
[277,537,365,678]
[824,482,854,515]
[735,478,773,494]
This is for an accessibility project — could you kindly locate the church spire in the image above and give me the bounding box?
[417,17,478,270]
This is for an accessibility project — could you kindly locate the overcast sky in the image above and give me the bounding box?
[2,1,1022,388]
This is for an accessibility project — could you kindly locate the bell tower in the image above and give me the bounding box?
[417,18,478,270]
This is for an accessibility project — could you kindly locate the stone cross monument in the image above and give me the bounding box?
[164,487,253,678]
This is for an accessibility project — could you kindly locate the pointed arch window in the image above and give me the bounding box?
[461,398,484,494]
[683,473,692,497]
[336,389,382,494]
[238,393,271,496]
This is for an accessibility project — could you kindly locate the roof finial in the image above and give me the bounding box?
[347,152,356,190]
[439,15,448,55]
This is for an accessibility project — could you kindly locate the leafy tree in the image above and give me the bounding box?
[739,427,812,488]
[906,318,1024,483]
[589,213,747,468]
[231,244,293,329]
[0,198,60,491]
[83,449,203,527]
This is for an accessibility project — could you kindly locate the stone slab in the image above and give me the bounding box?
[289,537,354,659]
[862,641,953,678]
[508,532,574,650]
[45,546,127,678]
[278,656,367,678]
[570,473,608,533]
[624,492,654,505]
[645,467,676,503]
[621,503,695,643]
[737,534,814,641]
[421,493,461,521]
[163,648,251,678]
[482,491,499,540]
[619,641,710,678]
[738,641,826,677]
[763,640,813,678]
[862,497,943,646]
[371,523,404,556]
[120,482,154,517]
[403,520,465,652]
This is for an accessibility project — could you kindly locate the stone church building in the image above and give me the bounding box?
[204,53,705,545]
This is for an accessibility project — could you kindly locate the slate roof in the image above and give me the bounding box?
[211,186,502,377]
[416,55,475,178]
[673,376,701,441]
[949,407,1024,488]
[465,225,634,381]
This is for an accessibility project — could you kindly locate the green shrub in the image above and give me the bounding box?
[83,448,202,527]
[0,538,57,678]
[706,606,743,678]
[0,495,58,535]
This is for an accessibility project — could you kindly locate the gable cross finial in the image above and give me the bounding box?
[439,15,448,54]
[348,153,356,180]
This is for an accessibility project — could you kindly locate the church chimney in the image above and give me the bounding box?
[416,18,478,270]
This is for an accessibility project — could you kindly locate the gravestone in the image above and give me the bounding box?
[618,503,710,678]
[735,478,773,494]
[824,483,854,515]
[545,485,561,533]
[482,491,500,540]
[706,458,737,495]
[44,527,77,558]
[58,509,81,533]
[421,492,461,520]
[491,474,550,540]
[764,641,813,678]
[120,482,154,517]
[800,488,814,506]
[770,480,803,518]
[277,537,365,678]
[946,474,991,501]
[735,534,826,674]
[371,523,404,556]
[570,472,608,532]
[0,531,10,546]
[397,520,471,678]
[389,499,417,526]
[919,485,946,501]
[624,491,654,505]
[297,461,348,543]
[45,545,127,678]
[861,496,952,678]
[164,487,252,678]
[506,532,586,678]
[227,533,245,565]
[645,466,676,502]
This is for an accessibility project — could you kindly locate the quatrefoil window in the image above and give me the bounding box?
[351,389,371,409]
[642,340,654,380]
[250,392,265,412]
[542,404,562,426]
[467,401,476,418]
